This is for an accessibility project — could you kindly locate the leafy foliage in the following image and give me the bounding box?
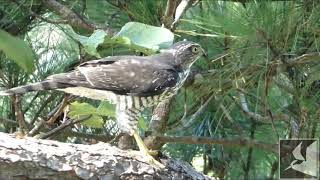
[70,22,174,57]
[0,0,320,179]
[0,30,34,72]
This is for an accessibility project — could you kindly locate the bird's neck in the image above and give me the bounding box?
[153,52,178,66]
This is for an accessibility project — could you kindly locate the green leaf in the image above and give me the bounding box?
[114,22,174,51]
[70,22,174,57]
[0,30,35,72]
[68,101,112,128]
[138,117,148,131]
[81,115,104,128]
[71,29,107,57]
[69,102,98,117]
[97,101,116,117]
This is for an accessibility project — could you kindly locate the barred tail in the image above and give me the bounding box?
[0,81,69,96]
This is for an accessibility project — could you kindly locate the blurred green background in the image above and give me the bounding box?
[0,0,319,179]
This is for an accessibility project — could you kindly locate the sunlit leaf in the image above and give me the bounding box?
[80,115,104,128]
[138,117,148,131]
[69,102,110,128]
[69,101,98,117]
[70,22,174,57]
[97,101,115,117]
[71,29,107,58]
[0,30,35,72]
[114,22,174,51]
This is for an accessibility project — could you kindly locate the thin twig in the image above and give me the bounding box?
[0,117,18,126]
[285,52,320,65]
[30,94,56,126]
[156,135,278,153]
[28,95,72,136]
[28,118,46,136]
[219,101,244,135]
[256,28,281,57]
[39,115,92,139]
[46,95,69,125]
[23,91,40,113]
[12,95,27,133]
[237,93,289,123]
[168,93,214,132]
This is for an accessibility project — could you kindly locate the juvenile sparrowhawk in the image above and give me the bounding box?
[0,41,205,167]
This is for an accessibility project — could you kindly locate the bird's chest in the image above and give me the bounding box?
[174,69,190,91]
[144,69,189,105]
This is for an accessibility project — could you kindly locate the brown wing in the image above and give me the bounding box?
[47,55,179,96]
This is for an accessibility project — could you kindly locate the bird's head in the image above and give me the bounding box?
[168,41,206,70]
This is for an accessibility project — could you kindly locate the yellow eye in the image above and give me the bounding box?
[191,46,199,53]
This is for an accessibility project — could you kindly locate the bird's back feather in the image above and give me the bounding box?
[0,54,180,97]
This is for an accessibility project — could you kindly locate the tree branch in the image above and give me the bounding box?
[285,52,320,65]
[0,117,18,126]
[171,0,196,30]
[42,0,115,35]
[12,95,27,133]
[168,93,214,132]
[42,0,95,31]
[38,115,92,139]
[146,98,173,150]
[0,132,210,180]
[162,0,178,28]
[156,135,278,153]
[237,93,290,123]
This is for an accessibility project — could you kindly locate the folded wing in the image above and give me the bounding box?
[48,56,179,96]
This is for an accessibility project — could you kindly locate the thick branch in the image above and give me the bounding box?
[171,0,195,30]
[146,99,173,150]
[162,0,178,28]
[42,0,95,31]
[42,0,114,35]
[0,132,209,180]
[12,95,27,132]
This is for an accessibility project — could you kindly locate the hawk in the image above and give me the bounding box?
[0,41,205,168]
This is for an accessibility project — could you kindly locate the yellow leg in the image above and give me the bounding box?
[133,131,165,168]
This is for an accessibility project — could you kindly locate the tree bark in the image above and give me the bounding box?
[0,132,210,180]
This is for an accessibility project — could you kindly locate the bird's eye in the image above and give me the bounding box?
[191,46,199,53]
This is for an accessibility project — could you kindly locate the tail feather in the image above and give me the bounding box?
[0,81,70,96]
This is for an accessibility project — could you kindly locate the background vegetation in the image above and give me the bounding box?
[0,0,319,179]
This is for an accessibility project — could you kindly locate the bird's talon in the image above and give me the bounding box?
[141,150,165,169]
[148,150,159,156]
[133,131,165,168]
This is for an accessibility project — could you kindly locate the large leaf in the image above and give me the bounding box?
[97,101,116,117]
[0,30,35,72]
[69,102,104,128]
[69,101,115,128]
[114,22,174,50]
[80,115,104,128]
[71,29,107,58]
[69,101,98,117]
[70,22,174,57]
